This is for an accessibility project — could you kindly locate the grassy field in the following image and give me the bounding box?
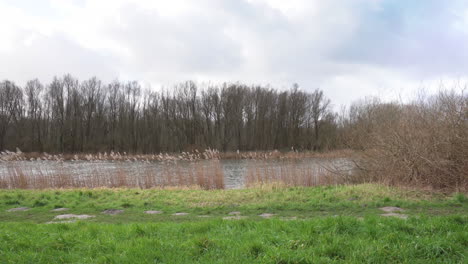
[1,184,467,263]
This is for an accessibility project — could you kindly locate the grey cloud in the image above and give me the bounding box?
[0,32,118,84]
[1,0,467,107]
[333,0,468,77]
[107,3,244,76]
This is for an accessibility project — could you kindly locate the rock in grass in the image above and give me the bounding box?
[51,208,69,212]
[223,216,247,220]
[7,207,29,212]
[144,210,162,214]
[102,209,124,215]
[46,220,77,224]
[380,213,408,219]
[280,216,298,221]
[54,214,95,220]
[259,213,276,218]
[172,212,189,216]
[380,207,404,213]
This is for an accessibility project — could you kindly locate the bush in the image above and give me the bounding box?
[344,90,467,190]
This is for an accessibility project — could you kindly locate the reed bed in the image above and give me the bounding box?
[0,160,224,190]
[219,149,353,160]
[0,150,354,190]
[245,159,355,187]
[0,149,220,162]
[0,149,352,162]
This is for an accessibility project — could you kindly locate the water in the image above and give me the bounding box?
[0,158,353,189]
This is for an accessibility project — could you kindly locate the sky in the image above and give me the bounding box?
[1,0,468,107]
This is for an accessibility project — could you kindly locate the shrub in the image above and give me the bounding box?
[345,90,467,191]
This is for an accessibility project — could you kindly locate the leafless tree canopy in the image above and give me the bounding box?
[0,76,335,153]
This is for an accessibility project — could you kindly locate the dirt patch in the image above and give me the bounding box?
[102,209,124,215]
[7,207,29,212]
[54,214,95,220]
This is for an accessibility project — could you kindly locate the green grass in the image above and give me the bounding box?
[0,184,467,263]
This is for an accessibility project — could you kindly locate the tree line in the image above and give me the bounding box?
[0,75,337,153]
[2,75,466,189]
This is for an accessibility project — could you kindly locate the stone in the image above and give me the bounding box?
[223,216,247,220]
[259,213,276,218]
[380,207,404,213]
[54,214,95,220]
[46,220,77,224]
[51,208,69,212]
[172,212,189,216]
[381,213,408,219]
[228,211,241,215]
[7,207,29,212]
[280,216,298,221]
[102,209,124,215]
[144,210,163,214]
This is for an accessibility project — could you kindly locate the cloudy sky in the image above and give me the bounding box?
[1,0,467,106]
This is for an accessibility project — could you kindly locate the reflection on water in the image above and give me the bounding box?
[0,158,353,189]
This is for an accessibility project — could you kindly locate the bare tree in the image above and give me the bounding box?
[25,79,44,151]
[0,76,344,154]
[308,89,331,151]
[0,81,23,150]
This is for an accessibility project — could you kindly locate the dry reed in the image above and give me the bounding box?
[244,159,354,187]
[0,160,225,190]
[0,148,352,162]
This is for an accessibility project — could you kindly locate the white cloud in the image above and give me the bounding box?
[1,0,467,107]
